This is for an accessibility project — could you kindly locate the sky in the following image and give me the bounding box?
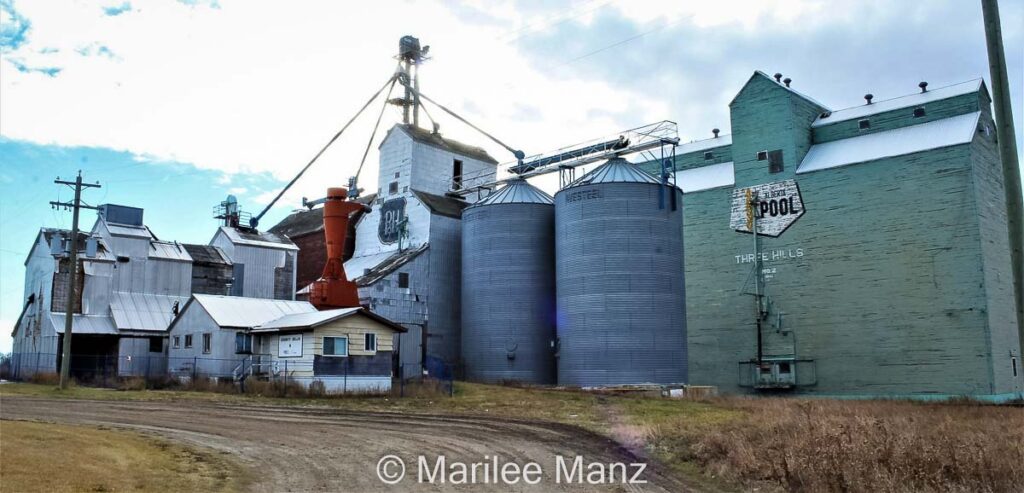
[0,0,1022,353]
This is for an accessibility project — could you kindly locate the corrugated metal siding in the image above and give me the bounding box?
[462,201,556,384]
[427,214,463,365]
[555,180,687,386]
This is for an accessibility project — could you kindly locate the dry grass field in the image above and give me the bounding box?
[0,420,246,493]
[2,382,1021,492]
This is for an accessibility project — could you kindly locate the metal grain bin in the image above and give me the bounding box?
[554,158,687,387]
[462,179,556,384]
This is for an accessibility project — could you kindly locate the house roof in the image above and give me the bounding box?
[797,111,981,174]
[470,179,553,207]
[110,291,189,332]
[812,79,985,128]
[412,190,467,219]
[674,162,735,193]
[268,208,325,238]
[729,71,830,110]
[352,243,429,287]
[182,244,231,265]
[387,124,499,164]
[252,307,407,333]
[180,294,317,329]
[564,157,662,189]
[51,313,118,335]
[216,226,298,251]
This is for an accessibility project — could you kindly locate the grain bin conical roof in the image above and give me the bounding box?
[472,178,554,207]
[564,157,661,188]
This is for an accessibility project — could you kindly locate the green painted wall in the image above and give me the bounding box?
[640,73,1023,396]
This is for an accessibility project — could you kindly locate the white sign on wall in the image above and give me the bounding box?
[729,179,805,237]
[279,334,303,357]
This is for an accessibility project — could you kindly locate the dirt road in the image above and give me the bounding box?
[1,397,689,492]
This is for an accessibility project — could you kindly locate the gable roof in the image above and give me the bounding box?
[269,208,324,238]
[384,124,498,164]
[172,294,317,330]
[413,190,467,218]
[215,226,298,251]
[812,79,985,128]
[729,71,830,110]
[252,307,407,333]
[797,111,981,174]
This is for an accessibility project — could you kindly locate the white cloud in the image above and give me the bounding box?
[0,0,669,204]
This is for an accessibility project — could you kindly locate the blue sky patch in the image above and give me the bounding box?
[102,2,131,16]
[0,0,30,52]
[6,57,61,77]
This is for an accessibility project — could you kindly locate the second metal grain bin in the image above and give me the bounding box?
[461,179,557,384]
[554,158,687,387]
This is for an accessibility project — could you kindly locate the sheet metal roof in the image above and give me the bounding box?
[471,179,553,207]
[412,190,467,218]
[182,244,231,265]
[565,157,662,188]
[353,244,429,287]
[675,134,733,155]
[50,313,118,335]
[190,294,316,328]
[105,222,154,239]
[674,162,735,193]
[797,111,981,174]
[218,226,298,251]
[111,291,188,331]
[254,307,407,333]
[149,241,192,262]
[812,79,984,128]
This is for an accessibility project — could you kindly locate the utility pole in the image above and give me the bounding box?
[50,171,100,390]
[981,0,1024,352]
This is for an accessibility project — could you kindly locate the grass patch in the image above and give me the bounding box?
[0,420,246,493]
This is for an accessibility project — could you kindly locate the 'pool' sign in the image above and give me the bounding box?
[729,179,805,237]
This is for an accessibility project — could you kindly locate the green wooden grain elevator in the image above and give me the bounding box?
[640,71,1022,399]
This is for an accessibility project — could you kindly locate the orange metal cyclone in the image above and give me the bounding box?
[309,187,366,310]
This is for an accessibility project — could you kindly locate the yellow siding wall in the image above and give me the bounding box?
[313,316,396,356]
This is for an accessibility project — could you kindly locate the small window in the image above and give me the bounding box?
[1013,357,1018,378]
[858,119,871,130]
[149,337,163,353]
[768,150,784,174]
[398,272,410,288]
[778,362,791,374]
[759,366,772,375]
[323,336,348,357]
[172,336,180,349]
[117,255,130,263]
[365,333,377,352]
[202,333,212,354]
[913,107,926,118]
[184,334,193,348]
[452,159,464,191]
[394,171,400,178]
[388,181,399,195]
[756,150,768,161]
[703,151,713,161]
[235,332,253,354]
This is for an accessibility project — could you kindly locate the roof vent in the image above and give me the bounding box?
[712,128,720,138]
[819,111,832,119]
[783,77,792,87]
[774,73,783,83]
[864,94,874,104]
[919,81,928,93]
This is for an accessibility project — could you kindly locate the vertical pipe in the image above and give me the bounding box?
[981,0,1024,357]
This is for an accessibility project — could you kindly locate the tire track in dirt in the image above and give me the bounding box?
[1,397,695,492]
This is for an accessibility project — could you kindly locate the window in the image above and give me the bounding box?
[202,333,212,354]
[365,333,377,352]
[149,337,163,353]
[756,150,768,161]
[1013,357,1019,378]
[778,362,791,374]
[172,336,180,349]
[703,151,713,161]
[235,332,253,354]
[184,334,193,348]
[323,336,348,357]
[452,159,464,190]
[913,107,926,118]
[394,171,400,178]
[768,150,784,174]
[858,119,871,130]
[389,181,399,195]
[398,272,410,288]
